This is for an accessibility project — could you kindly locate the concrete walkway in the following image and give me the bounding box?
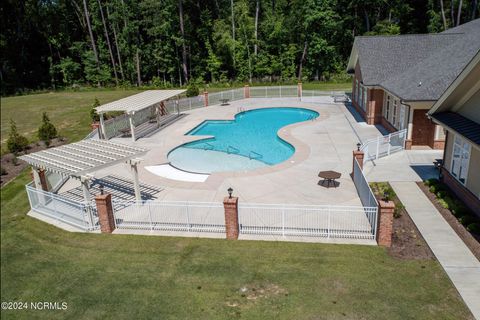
[390,181,480,319]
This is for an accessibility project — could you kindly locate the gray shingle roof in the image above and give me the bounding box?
[353,18,480,101]
[431,112,480,146]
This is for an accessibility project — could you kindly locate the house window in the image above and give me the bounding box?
[399,105,406,130]
[392,99,397,127]
[385,95,391,119]
[363,87,368,111]
[451,135,471,185]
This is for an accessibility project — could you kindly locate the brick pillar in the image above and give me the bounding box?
[377,200,395,247]
[352,150,364,176]
[204,91,209,107]
[297,82,303,98]
[95,193,115,233]
[223,197,239,240]
[244,85,250,98]
[404,139,412,150]
[37,169,49,191]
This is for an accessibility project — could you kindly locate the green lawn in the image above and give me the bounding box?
[0,82,351,152]
[0,171,472,319]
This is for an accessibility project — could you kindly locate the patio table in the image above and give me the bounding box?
[318,170,341,188]
[220,98,230,106]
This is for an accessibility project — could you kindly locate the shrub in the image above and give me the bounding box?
[459,215,477,227]
[467,223,480,234]
[394,203,404,218]
[12,155,18,166]
[90,98,100,122]
[6,119,29,154]
[438,198,449,209]
[436,190,447,199]
[38,112,58,147]
[186,82,200,97]
[424,178,439,186]
[0,167,7,175]
[452,206,469,218]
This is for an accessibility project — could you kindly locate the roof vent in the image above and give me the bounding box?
[418,81,422,87]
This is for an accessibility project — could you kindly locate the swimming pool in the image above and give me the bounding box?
[168,107,319,173]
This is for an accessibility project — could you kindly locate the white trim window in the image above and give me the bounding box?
[385,95,390,119]
[392,99,398,127]
[362,87,368,111]
[451,135,471,185]
[399,104,406,130]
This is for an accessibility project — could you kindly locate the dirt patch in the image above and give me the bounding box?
[225,283,288,308]
[371,182,435,260]
[417,182,480,261]
[1,138,67,187]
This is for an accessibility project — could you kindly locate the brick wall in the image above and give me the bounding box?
[377,200,395,247]
[440,167,480,217]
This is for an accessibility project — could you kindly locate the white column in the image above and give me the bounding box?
[32,166,42,190]
[407,108,414,140]
[434,125,441,140]
[129,160,142,201]
[99,113,106,139]
[81,176,92,204]
[176,99,180,115]
[128,112,136,142]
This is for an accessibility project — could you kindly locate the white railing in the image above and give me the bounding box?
[360,129,407,164]
[250,86,298,98]
[26,184,98,231]
[352,158,378,236]
[112,200,225,233]
[239,203,376,239]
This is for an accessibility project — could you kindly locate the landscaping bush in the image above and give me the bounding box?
[424,178,439,186]
[394,203,404,218]
[467,223,480,234]
[38,112,58,147]
[459,215,477,227]
[451,206,470,218]
[436,190,447,199]
[90,97,100,122]
[438,198,449,209]
[7,119,29,154]
[186,81,200,97]
[429,183,445,194]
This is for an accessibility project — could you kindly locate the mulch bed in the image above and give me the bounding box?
[372,185,435,260]
[417,182,480,261]
[0,138,67,187]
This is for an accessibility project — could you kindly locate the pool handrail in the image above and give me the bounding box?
[227,145,240,154]
[249,151,263,160]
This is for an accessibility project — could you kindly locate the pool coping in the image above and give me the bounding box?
[141,105,331,189]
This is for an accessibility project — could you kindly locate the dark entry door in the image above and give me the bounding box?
[412,109,435,147]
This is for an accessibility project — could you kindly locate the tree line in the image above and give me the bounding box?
[1,0,478,95]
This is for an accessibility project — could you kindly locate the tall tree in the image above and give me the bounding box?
[82,0,100,85]
[178,0,188,83]
[97,0,118,85]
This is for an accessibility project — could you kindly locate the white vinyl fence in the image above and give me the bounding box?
[26,184,98,231]
[239,203,377,239]
[112,200,225,233]
[360,129,407,164]
[352,158,378,235]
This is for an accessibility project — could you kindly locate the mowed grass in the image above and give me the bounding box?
[0,89,143,151]
[0,171,473,319]
[0,82,351,151]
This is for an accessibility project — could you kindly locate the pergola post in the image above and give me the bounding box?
[32,166,48,191]
[129,159,142,201]
[99,113,106,139]
[128,112,136,141]
[81,176,92,204]
[176,100,180,115]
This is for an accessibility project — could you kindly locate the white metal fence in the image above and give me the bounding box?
[26,184,98,231]
[103,113,130,139]
[238,203,376,239]
[352,158,378,235]
[360,129,407,164]
[112,200,225,233]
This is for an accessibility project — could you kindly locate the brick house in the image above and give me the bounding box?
[346,19,480,149]
[428,51,480,215]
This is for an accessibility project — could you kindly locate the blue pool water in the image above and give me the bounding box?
[168,107,318,172]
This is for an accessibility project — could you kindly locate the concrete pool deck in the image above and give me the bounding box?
[80,97,386,205]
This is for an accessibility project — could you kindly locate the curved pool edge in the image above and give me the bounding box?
[167,107,319,173]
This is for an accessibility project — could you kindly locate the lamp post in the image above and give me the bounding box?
[357,142,361,151]
[228,187,233,199]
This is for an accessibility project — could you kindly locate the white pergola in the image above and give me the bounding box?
[20,140,148,202]
[95,89,186,141]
